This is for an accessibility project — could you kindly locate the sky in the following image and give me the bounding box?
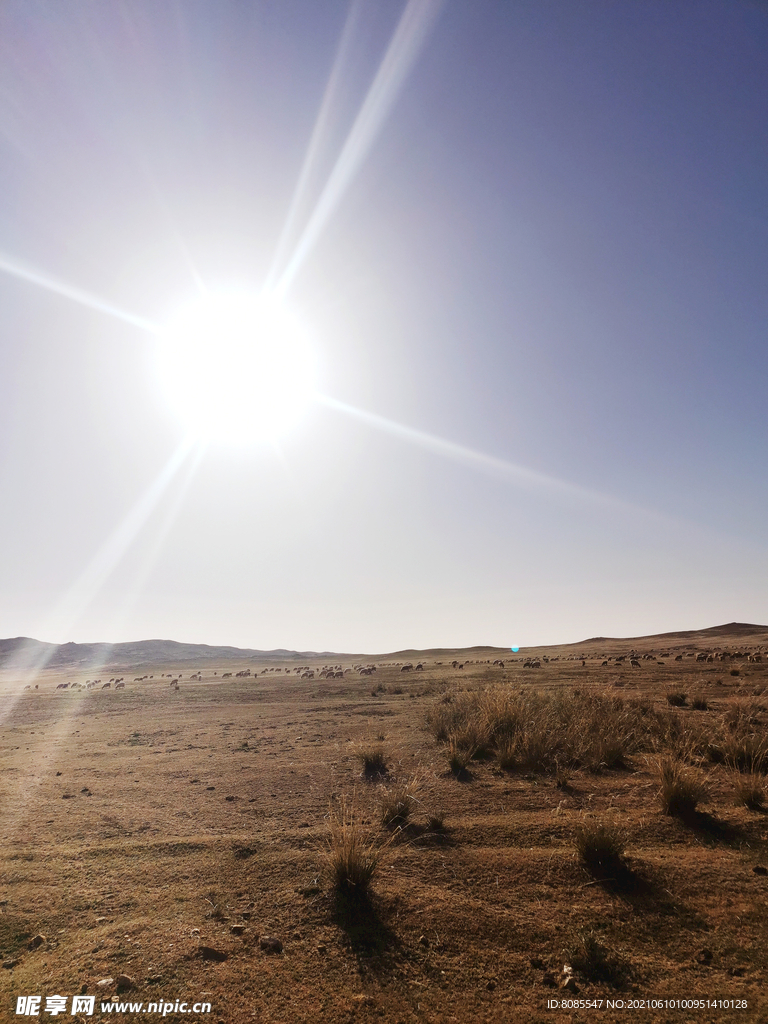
[0,0,766,654]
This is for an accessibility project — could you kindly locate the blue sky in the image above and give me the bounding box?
[0,1,766,652]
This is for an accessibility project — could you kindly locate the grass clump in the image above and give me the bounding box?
[722,732,768,774]
[380,781,417,827]
[447,734,475,775]
[666,691,688,707]
[565,929,628,984]
[357,745,387,778]
[326,795,382,898]
[691,694,709,711]
[656,757,707,816]
[425,809,447,834]
[574,816,625,877]
[734,772,766,810]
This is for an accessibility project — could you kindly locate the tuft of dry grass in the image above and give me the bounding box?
[446,734,475,774]
[574,816,625,876]
[734,771,766,810]
[656,756,707,816]
[691,694,709,710]
[356,744,387,778]
[425,809,447,834]
[722,732,768,774]
[326,795,384,898]
[565,929,628,984]
[379,780,417,827]
[666,691,688,707]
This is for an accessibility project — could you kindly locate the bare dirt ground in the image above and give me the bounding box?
[1,626,767,1023]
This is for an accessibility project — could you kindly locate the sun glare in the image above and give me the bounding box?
[156,291,316,445]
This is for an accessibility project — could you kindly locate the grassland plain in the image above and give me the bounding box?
[1,625,767,1023]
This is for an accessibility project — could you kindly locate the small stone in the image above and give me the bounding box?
[230,924,245,935]
[696,948,713,964]
[728,966,746,977]
[2,958,20,969]
[299,884,321,897]
[62,793,75,799]
[56,771,62,776]
[259,936,283,954]
[96,978,114,988]
[542,971,557,987]
[529,956,545,970]
[317,944,327,954]
[146,976,161,985]
[205,786,215,791]
[190,928,200,936]
[241,911,252,920]
[561,975,579,993]
[116,974,134,991]
[27,934,45,950]
[79,984,88,995]
[753,865,767,875]
[95,916,107,923]
[225,795,236,802]
[199,945,227,962]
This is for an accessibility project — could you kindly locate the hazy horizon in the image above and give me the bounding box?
[1,1,767,652]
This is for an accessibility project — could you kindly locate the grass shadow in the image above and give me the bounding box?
[331,889,399,960]
[678,810,744,845]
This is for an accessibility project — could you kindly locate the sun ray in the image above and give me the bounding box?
[276,0,445,296]
[264,0,366,292]
[3,437,197,708]
[0,251,158,334]
[315,393,685,529]
[80,442,208,674]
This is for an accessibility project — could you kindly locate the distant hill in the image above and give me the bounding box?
[1,622,766,674]
[0,637,333,672]
[582,622,768,644]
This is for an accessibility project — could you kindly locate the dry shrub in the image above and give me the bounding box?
[734,772,766,810]
[574,816,625,877]
[691,694,709,711]
[656,757,707,816]
[326,795,384,897]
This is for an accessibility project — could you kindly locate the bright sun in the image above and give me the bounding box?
[156,291,316,445]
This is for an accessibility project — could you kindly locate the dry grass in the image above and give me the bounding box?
[565,929,629,984]
[326,795,383,897]
[429,685,669,774]
[379,779,417,827]
[735,771,766,810]
[656,756,707,816]
[356,744,388,778]
[573,816,626,877]
[666,690,688,707]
